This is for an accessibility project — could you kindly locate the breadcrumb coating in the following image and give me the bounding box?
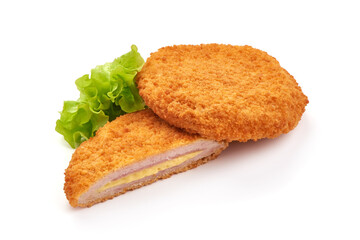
[64,109,225,207]
[136,44,309,142]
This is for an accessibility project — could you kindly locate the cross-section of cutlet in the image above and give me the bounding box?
[64,109,228,207]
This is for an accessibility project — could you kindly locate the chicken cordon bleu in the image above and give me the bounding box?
[136,44,308,142]
[64,109,228,207]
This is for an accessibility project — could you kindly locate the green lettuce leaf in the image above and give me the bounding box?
[55,101,108,148]
[56,45,145,148]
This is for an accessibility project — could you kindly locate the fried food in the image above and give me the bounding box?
[64,109,228,207]
[136,44,309,142]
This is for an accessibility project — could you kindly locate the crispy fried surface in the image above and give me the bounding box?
[136,44,309,142]
[64,109,205,207]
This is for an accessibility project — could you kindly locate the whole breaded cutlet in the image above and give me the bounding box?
[136,44,309,142]
[64,109,228,207]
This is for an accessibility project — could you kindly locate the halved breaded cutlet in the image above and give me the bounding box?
[64,109,228,207]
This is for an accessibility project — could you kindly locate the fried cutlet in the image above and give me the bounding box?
[136,44,309,142]
[64,109,228,207]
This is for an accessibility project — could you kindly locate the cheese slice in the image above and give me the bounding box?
[98,151,202,192]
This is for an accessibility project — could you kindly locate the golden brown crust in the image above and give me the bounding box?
[76,143,227,207]
[136,44,309,142]
[64,109,221,207]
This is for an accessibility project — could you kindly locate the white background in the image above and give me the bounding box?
[1,0,359,239]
